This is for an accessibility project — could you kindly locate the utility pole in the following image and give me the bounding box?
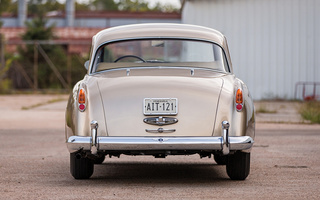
[0,34,4,70]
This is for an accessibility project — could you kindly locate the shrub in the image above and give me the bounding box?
[299,101,320,124]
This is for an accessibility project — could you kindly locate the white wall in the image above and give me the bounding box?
[182,0,320,100]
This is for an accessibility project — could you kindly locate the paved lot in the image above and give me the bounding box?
[0,95,320,199]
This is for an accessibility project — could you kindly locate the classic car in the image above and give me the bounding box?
[65,23,255,180]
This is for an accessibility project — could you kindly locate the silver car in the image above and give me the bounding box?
[65,23,255,180]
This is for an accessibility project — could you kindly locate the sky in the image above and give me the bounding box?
[144,0,181,8]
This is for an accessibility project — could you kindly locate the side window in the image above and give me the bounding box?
[103,47,114,62]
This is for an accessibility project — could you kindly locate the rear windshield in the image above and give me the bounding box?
[91,39,229,73]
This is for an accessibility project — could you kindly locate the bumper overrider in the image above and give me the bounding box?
[67,121,254,155]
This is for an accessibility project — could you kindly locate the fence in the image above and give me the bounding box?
[0,38,91,92]
[295,82,320,101]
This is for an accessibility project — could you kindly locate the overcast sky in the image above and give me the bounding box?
[145,0,181,8]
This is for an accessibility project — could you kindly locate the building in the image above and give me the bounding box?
[1,1,181,28]
[0,0,181,54]
[182,0,320,100]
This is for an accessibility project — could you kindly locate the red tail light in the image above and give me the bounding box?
[236,89,243,111]
[78,88,86,112]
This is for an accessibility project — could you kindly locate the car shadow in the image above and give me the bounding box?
[88,161,229,184]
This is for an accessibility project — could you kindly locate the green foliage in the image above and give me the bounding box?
[299,101,320,124]
[75,2,91,11]
[256,104,277,114]
[92,0,180,12]
[23,18,55,41]
[17,9,68,89]
[0,0,11,27]
[0,0,179,15]
[69,55,87,86]
[117,0,150,12]
[151,2,179,12]
[6,2,87,91]
[92,0,119,11]
[0,55,16,93]
[28,0,64,16]
[0,78,12,93]
[0,0,11,14]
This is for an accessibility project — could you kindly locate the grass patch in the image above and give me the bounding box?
[299,101,320,124]
[21,97,66,110]
[256,105,277,114]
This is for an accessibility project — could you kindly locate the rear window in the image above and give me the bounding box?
[92,39,229,73]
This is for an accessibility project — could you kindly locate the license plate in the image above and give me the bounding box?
[144,98,178,115]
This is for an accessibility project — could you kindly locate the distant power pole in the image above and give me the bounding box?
[66,0,75,27]
[18,0,27,27]
[0,34,4,70]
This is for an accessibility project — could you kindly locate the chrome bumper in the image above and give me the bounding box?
[67,136,254,154]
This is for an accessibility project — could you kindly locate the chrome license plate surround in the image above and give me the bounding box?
[144,98,178,115]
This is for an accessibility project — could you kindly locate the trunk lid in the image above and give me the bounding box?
[96,68,224,137]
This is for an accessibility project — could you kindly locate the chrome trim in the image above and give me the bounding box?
[89,36,232,74]
[145,128,176,133]
[67,136,253,153]
[67,136,91,153]
[90,120,98,154]
[222,121,230,155]
[143,116,178,126]
[92,66,229,76]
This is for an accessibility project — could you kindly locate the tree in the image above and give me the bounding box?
[75,2,91,11]
[91,0,180,12]
[17,10,68,89]
[117,0,150,12]
[23,18,55,41]
[0,0,11,28]
[92,0,119,11]
[28,0,64,16]
[151,2,179,13]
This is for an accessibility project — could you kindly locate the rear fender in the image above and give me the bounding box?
[65,76,107,141]
[214,75,255,139]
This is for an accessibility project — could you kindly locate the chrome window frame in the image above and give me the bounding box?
[89,37,232,75]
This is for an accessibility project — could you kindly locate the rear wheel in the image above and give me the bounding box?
[214,154,227,165]
[93,154,105,164]
[70,153,94,179]
[226,152,250,180]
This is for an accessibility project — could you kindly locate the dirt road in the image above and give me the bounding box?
[0,95,320,199]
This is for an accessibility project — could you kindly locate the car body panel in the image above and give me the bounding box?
[95,67,223,137]
[65,23,255,156]
[88,23,233,74]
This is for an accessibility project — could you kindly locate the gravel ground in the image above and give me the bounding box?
[0,95,319,200]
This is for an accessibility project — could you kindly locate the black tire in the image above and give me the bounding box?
[70,153,94,179]
[93,155,105,164]
[214,154,227,165]
[226,152,250,180]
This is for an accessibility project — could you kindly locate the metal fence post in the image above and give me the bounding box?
[67,51,71,87]
[0,34,5,71]
[34,42,38,91]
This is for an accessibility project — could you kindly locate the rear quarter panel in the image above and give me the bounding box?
[214,74,255,139]
[65,75,108,140]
